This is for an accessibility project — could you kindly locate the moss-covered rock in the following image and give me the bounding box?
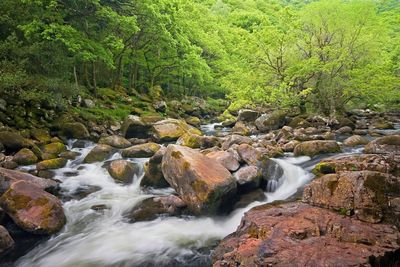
[13,148,38,165]
[43,142,67,155]
[371,118,394,130]
[364,135,400,154]
[0,132,41,158]
[0,180,66,234]
[60,122,89,139]
[176,133,202,149]
[84,144,113,163]
[312,162,336,176]
[36,158,68,171]
[255,111,286,132]
[121,115,151,139]
[152,119,198,142]
[294,140,341,157]
[232,121,250,136]
[185,116,201,127]
[30,129,51,144]
[59,151,80,160]
[122,142,160,158]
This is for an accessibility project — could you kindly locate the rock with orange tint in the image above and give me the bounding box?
[206,151,240,172]
[0,180,66,234]
[212,202,400,267]
[162,145,236,215]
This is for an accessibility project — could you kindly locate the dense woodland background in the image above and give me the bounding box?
[1,0,399,120]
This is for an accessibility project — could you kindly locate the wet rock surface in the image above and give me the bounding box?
[212,202,400,267]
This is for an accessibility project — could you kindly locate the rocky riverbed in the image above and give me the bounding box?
[0,109,399,266]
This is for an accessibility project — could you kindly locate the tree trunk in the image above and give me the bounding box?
[73,65,79,90]
[92,62,97,97]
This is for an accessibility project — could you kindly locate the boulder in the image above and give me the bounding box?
[176,133,203,149]
[231,121,250,136]
[288,116,311,129]
[221,135,252,150]
[121,115,151,139]
[121,142,160,158]
[212,202,400,267]
[141,147,169,188]
[237,109,258,122]
[364,135,400,155]
[124,195,186,222]
[0,225,14,254]
[255,111,286,132]
[221,118,236,127]
[98,135,131,149]
[36,158,68,171]
[294,140,341,157]
[237,144,261,165]
[281,140,300,152]
[59,151,80,160]
[0,180,66,234]
[185,116,201,127]
[42,142,67,155]
[312,154,400,177]
[0,167,59,195]
[30,129,51,144]
[335,126,353,135]
[233,165,261,192]
[152,119,199,142]
[0,132,41,158]
[83,99,95,108]
[161,145,237,215]
[107,160,139,184]
[343,135,369,147]
[303,171,400,224]
[206,151,240,172]
[84,144,113,163]
[60,122,89,139]
[13,148,38,165]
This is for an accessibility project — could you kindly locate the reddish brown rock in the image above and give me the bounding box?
[212,202,400,267]
[0,167,59,195]
[98,135,131,149]
[0,180,66,234]
[303,171,400,224]
[206,151,240,172]
[237,144,260,165]
[221,135,252,150]
[313,154,400,176]
[161,145,236,215]
[84,144,113,163]
[364,135,400,155]
[343,135,369,147]
[141,147,169,188]
[107,160,139,184]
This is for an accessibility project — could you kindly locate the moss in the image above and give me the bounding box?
[183,161,191,170]
[312,162,336,176]
[43,142,66,155]
[36,158,67,171]
[327,180,339,195]
[171,150,183,159]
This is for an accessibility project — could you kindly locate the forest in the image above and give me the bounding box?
[1,0,399,118]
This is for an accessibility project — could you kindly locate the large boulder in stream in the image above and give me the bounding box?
[12,148,38,165]
[212,202,400,267]
[161,145,237,215]
[0,180,66,234]
[343,135,369,147]
[364,135,400,155]
[237,109,258,122]
[294,140,341,157]
[141,147,169,188]
[121,142,160,158]
[303,171,400,225]
[205,151,240,172]
[124,195,186,222]
[0,131,42,158]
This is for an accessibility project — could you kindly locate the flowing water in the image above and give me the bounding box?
[13,140,313,267]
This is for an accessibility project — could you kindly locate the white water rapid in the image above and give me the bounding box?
[15,142,313,267]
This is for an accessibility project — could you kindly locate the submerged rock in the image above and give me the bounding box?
[294,140,341,157]
[161,145,237,215]
[124,195,186,222]
[0,180,66,234]
[212,202,400,267]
